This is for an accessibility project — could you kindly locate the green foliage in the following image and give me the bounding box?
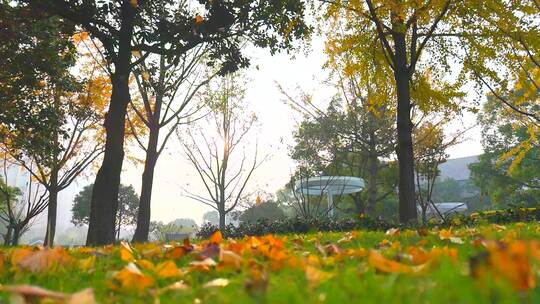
[197,206,539,239]
[470,97,540,209]
[239,201,286,223]
[149,219,197,242]
[71,183,139,231]
[0,2,79,165]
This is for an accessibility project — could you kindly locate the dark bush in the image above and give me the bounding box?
[195,206,539,239]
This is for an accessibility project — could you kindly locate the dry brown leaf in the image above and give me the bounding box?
[18,247,73,273]
[220,250,242,269]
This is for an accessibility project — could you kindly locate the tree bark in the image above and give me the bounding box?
[365,152,378,217]
[392,30,418,224]
[44,170,58,247]
[132,125,160,242]
[218,204,226,232]
[86,7,134,245]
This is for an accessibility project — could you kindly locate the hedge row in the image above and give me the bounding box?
[196,207,539,239]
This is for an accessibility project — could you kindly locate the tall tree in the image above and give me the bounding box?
[30,0,309,245]
[0,157,49,245]
[461,1,539,169]
[129,45,213,243]
[470,96,540,209]
[287,95,397,217]
[0,2,108,246]
[323,0,465,223]
[71,183,139,241]
[181,74,261,231]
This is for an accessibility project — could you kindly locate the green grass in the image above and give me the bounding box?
[1,222,539,303]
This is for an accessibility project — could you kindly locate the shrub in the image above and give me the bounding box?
[195,206,539,239]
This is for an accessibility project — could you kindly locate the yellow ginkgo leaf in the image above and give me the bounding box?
[155,260,182,278]
[119,242,134,262]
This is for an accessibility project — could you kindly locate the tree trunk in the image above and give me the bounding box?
[392,30,418,224]
[44,176,58,247]
[86,5,135,246]
[218,204,226,232]
[352,192,364,214]
[132,125,161,242]
[4,225,12,246]
[365,152,378,217]
[11,224,20,246]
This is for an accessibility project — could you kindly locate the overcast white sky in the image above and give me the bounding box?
[23,34,484,240]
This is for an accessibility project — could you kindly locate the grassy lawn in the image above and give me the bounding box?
[1,222,539,303]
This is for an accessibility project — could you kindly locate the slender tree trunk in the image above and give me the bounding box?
[365,152,378,217]
[218,204,226,232]
[44,171,59,247]
[132,125,159,242]
[132,68,164,242]
[4,225,12,246]
[352,192,364,214]
[392,30,418,224]
[86,13,134,245]
[116,205,122,242]
[12,224,20,246]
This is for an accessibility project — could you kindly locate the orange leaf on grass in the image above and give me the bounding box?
[209,231,223,244]
[471,241,538,291]
[119,241,134,262]
[368,250,412,274]
[305,265,333,287]
[155,260,183,278]
[220,250,243,269]
[110,263,154,294]
[10,248,34,266]
[18,247,73,273]
[0,285,96,304]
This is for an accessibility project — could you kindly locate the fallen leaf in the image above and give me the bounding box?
[68,288,96,304]
[385,228,400,236]
[244,264,268,296]
[18,247,73,273]
[78,256,96,272]
[203,278,230,288]
[305,265,332,287]
[119,242,134,262]
[220,250,242,269]
[471,240,537,291]
[368,250,412,274]
[110,262,154,294]
[155,260,182,278]
[10,248,34,267]
[154,281,190,296]
[0,285,66,301]
[209,231,223,244]
[190,257,217,272]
